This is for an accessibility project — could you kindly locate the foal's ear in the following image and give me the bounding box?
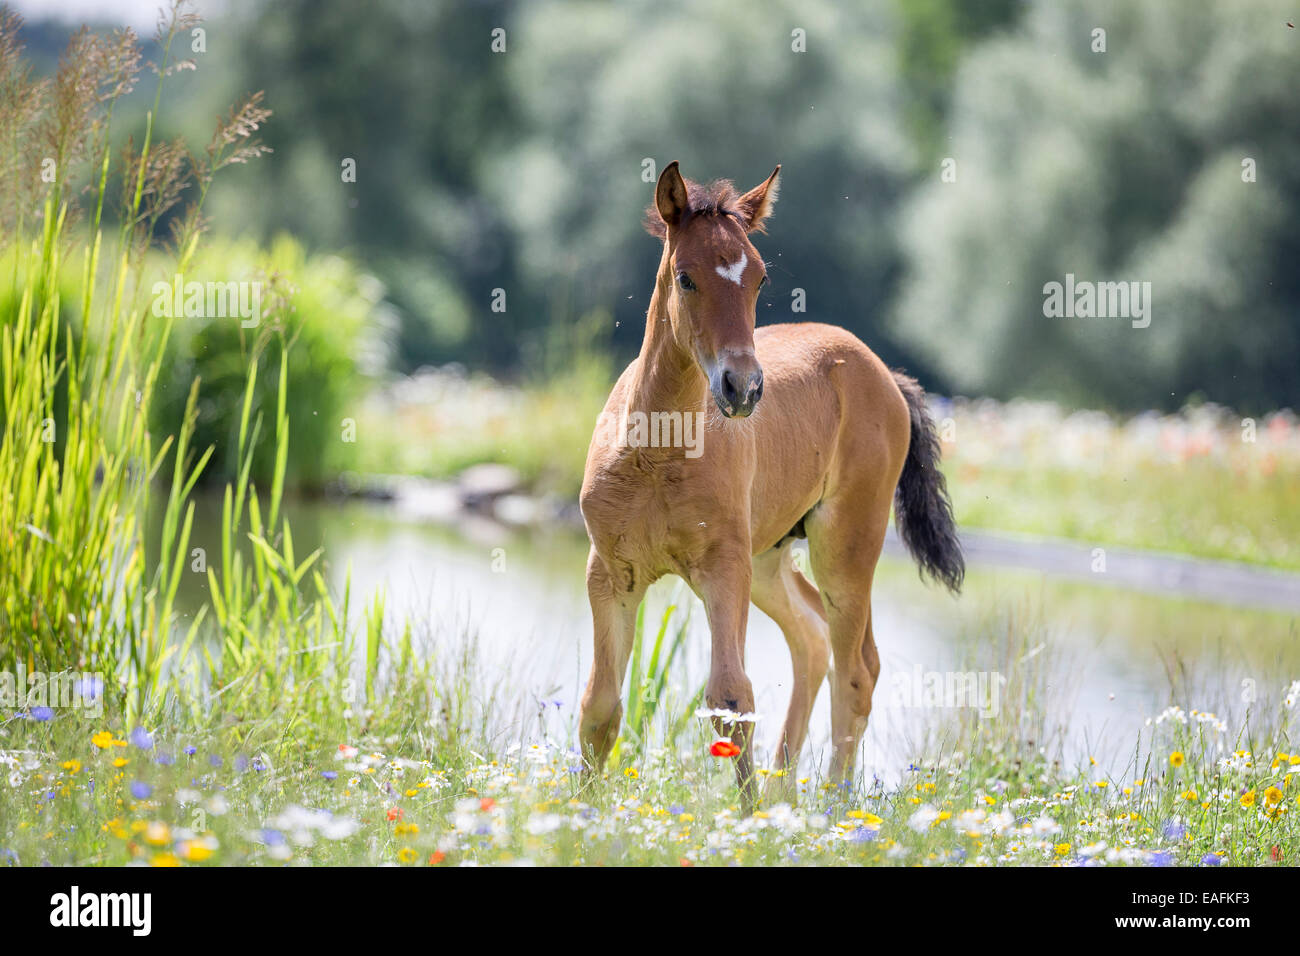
[653,160,690,233]
[736,165,781,234]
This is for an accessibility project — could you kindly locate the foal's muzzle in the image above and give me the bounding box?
[709,356,764,419]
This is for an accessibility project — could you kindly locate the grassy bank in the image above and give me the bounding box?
[366,373,1300,570]
[940,399,1300,571]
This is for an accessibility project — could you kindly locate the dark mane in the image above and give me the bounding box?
[643,178,744,238]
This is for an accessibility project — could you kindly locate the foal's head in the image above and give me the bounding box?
[645,161,780,418]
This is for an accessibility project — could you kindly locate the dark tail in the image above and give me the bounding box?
[891,371,964,594]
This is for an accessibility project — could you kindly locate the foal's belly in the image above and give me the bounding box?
[744,321,901,553]
[742,331,857,552]
[742,389,840,553]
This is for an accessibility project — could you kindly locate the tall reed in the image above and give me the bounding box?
[0,3,363,730]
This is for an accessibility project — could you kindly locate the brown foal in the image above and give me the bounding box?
[577,162,964,809]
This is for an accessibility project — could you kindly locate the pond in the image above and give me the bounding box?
[172,493,1300,782]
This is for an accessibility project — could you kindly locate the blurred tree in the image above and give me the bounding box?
[24,0,1297,412]
[487,0,919,371]
[895,0,1023,163]
[208,0,521,371]
[891,0,1300,412]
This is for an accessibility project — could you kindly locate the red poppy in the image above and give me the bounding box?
[429,851,446,865]
[679,858,693,867]
[710,739,741,758]
[480,797,497,812]
[386,806,403,821]
[1271,844,1283,861]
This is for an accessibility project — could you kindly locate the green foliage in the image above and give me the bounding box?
[148,235,382,492]
[24,0,1300,412]
[204,0,521,371]
[0,6,405,734]
[491,0,917,369]
[892,0,1300,413]
[0,249,81,465]
[1,6,221,710]
[611,597,705,765]
[195,0,928,374]
[895,0,1022,163]
[356,309,614,497]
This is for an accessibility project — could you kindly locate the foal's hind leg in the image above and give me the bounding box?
[806,501,889,784]
[750,542,830,802]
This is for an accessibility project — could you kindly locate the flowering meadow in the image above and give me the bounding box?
[4,678,1299,867]
[938,398,1300,570]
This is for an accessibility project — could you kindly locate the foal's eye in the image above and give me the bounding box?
[677,272,696,292]
[759,274,770,288]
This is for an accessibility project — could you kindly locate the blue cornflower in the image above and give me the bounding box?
[1201,853,1222,866]
[130,781,152,800]
[155,750,174,766]
[1148,851,1174,867]
[321,770,338,780]
[183,745,197,756]
[129,726,153,750]
[1162,820,1188,841]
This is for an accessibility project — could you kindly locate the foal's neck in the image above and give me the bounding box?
[630,268,709,415]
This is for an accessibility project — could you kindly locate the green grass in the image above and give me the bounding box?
[355,325,613,499]
[355,373,1300,569]
[948,460,1300,571]
[0,4,394,734]
[4,622,1298,866]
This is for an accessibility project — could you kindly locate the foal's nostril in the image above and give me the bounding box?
[721,369,742,406]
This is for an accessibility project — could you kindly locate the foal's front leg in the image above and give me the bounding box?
[579,553,644,770]
[692,544,759,813]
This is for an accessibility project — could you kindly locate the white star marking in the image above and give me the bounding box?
[715,251,747,286]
